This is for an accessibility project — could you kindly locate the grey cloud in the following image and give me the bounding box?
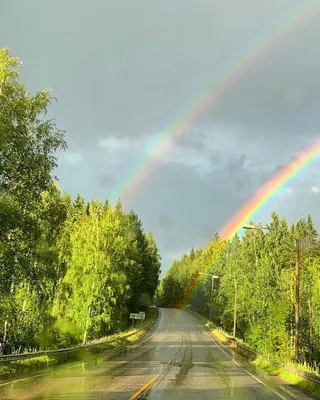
[3,0,320,275]
[158,215,174,231]
[228,155,246,173]
[98,175,114,188]
[1,0,319,143]
[55,138,320,274]
[199,225,213,240]
[178,131,207,151]
[127,159,263,257]
[210,153,221,166]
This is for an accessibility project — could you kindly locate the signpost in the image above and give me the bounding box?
[129,311,146,326]
[139,311,145,320]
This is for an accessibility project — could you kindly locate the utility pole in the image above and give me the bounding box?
[233,279,237,338]
[295,238,300,363]
[210,275,214,321]
[199,273,219,321]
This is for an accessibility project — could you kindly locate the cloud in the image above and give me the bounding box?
[275,187,293,198]
[199,225,213,239]
[98,137,139,151]
[210,153,222,167]
[4,0,320,275]
[158,215,173,231]
[127,159,264,254]
[64,152,83,166]
[178,131,206,151]
[98,175,114,188]
[311,186,320,194]
[283,187,293,195]
[3,0,319,141]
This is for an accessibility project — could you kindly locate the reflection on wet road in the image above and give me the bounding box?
[0,308,293,399]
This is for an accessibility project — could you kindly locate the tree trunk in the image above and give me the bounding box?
[22,282,30,312]
[233,279,237,338]
[83,273,96,344]
[3,281,14,345]
[309,299,313,363]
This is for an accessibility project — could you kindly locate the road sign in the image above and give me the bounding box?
[139,312,145,320]
[129,313,143,320]
[129,312,145,320]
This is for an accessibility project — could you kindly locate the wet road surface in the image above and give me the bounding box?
[0,308,296,399]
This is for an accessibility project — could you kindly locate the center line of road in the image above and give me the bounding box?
[129,374,159,400]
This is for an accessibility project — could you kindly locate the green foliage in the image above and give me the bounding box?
[0,308,158,379]
[0,47,161,354]
[159,213,320,368]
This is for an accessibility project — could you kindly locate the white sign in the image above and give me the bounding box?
[130,313,143,320]
[129,312,145,320]
[139,312,145,320]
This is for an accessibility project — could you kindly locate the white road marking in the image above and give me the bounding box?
[193,316,288,400]
[241,367,287,400]
[0,373,44,387]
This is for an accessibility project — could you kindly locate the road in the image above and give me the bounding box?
[0,308,300,399]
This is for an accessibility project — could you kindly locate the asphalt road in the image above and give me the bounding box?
[0,308,299,399]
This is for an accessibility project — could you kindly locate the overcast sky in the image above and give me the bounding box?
[1,0,320,275]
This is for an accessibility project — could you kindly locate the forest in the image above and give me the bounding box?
[156,212,320,368]
[0,47,161,353]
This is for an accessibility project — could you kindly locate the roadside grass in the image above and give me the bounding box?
[190,310,320,399]
[212,329,230,345]
[187,310,233,345]
[0,355,57,378]
[286,360,320,377]
[253,357,320,398]
[0,307,158,381]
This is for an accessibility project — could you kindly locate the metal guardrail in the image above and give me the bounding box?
[236,342,320,385]
[220,331,320,385]
[0,310,158,363]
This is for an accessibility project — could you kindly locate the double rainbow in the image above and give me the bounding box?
[110,0,318,211]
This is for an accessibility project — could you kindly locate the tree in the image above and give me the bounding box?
[0,47,66,349]
[158,212,320,366]
[0,47,162,353]
[0,47,66,207]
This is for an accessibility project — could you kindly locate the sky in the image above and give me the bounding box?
[1,0,320,275]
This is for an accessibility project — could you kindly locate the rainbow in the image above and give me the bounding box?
[175,137,320,307]
[219,138,320,240]
[110,0,318,204]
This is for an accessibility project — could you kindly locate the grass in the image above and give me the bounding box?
[212,329,230,345]
[253,358,280,375]
[254,357,320,398]
[286,360,320,377]
[0,355,57,378]
[190,310,320,399]
[188,310,234,346]
[0,307,158,381]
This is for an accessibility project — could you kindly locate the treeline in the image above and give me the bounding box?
[156,212,320,368]
[0,47,161,352]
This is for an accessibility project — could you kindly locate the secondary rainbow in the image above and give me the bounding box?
[110,0,318,204]
[219,138,320,240]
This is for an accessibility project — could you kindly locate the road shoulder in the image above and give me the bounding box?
[189,310,315,400]
[0,307,160,384]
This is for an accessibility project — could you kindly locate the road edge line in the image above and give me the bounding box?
[191,312,295,400]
